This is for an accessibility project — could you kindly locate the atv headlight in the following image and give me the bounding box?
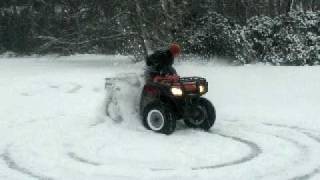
[171,87,183,96]
[199,85,205,94]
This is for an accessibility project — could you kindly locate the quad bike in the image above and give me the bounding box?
[140,75,216,135]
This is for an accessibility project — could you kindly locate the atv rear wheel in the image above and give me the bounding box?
[143,102,176,135]
[184,98,216,131]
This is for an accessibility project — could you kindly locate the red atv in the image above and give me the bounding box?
[140,75,216,135]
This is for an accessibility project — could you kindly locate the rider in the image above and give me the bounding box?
[144,43,181,82]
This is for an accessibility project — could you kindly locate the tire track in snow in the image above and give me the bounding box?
[1,148,54,180]
[291,132,320,180]
[152,122,313,173]
[66,84,82,94]
[191,131,262,170]
[264,123,320,180]
[67,152,101,166]
[151,131,262,171]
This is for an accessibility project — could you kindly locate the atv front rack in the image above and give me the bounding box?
[179,77,207,83]
[153,76,208,95]
[176,77,208,95]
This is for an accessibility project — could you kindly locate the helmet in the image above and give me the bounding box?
[169,43,181,57]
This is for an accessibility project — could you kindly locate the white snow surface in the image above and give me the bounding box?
[0,55,320,180]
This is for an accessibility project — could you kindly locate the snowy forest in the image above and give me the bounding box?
[0,0,319,65]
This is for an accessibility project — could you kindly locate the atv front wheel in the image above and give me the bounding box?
[143,102,176,135]
[184,98,216,131]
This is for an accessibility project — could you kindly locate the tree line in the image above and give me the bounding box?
[0,0,319,65]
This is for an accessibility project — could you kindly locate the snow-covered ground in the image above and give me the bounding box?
[0,55,320,180]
